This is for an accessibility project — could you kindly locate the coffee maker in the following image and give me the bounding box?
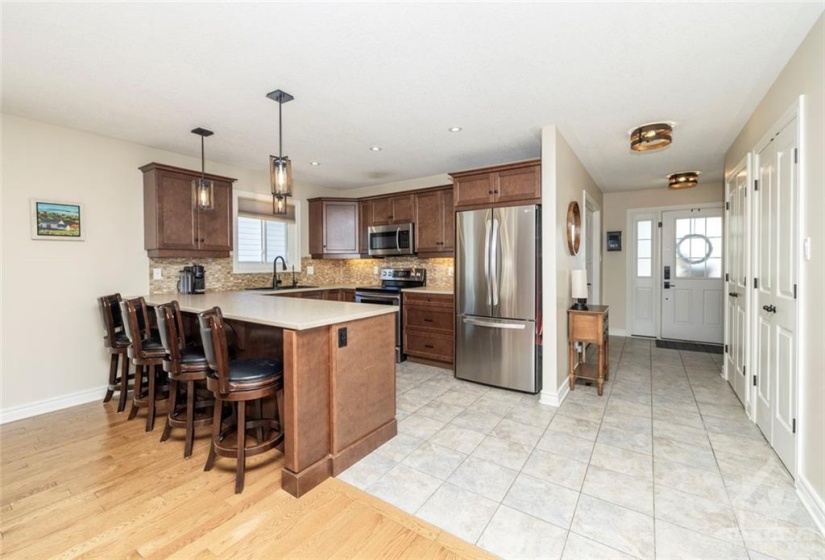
[192,264,206,294]
[177,267,194,294]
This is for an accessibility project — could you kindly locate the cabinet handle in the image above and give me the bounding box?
[424,344,434,349]
[424,318,433,322]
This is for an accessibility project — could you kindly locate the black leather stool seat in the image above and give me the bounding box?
[179,347,208,365]
[141,337,166,356]
[207,358,283,384]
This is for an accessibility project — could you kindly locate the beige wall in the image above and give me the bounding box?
[602,183,724,333]
[0,115,333,417]
[540,126,603,402]
[724,15,824,520]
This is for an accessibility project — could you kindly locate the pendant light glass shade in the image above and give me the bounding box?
[272,194,288,215]
[269,155,293,197]
[191,127,215,211]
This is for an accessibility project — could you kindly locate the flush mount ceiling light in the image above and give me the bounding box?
[266,88,294,215]
[630,122,673,152]
[310,161,321,166]
[448,127,462,133]
[370,146,382,152]
[668,171,700,189]
[191,127,214,211]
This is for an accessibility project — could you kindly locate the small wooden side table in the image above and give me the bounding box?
[568,305,610,396]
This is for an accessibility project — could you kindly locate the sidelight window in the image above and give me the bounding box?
[636,219,653,277]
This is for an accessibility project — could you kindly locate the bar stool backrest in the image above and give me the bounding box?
[198,306,230,394]
[98,293,124,347]
[156,303,181,367]
[120,297,151,356]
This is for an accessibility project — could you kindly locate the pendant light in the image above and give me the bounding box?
[191,127,215,211]
[630,122,673,152]
[266,89,294,215]
[668,171,700,189]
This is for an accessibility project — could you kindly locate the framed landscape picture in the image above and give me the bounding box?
[30,199,85,241]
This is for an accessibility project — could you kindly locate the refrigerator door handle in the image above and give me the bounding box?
[462,317,526,330]
[484,218,492,306]
[490,217,500,307]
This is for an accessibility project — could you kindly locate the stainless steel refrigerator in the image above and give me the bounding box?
[455,205,541,393]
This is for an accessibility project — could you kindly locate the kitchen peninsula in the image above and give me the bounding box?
[142,291,398,497]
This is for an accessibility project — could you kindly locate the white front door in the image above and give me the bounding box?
[754,116,798,473]
[630,213,657,337]
[726,157,750,405]
[661,208,724,343]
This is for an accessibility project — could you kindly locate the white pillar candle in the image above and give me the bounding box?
[571,269,588,299]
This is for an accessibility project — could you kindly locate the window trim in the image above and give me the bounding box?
[232,189,301,274]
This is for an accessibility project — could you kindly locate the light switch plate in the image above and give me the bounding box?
[447,266,454,277]
[152,268,162,280]
[306,265,315,275]
[803,237,811,261]
[373,266,379,275]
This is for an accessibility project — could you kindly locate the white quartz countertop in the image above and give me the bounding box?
[401,287,454,295]
[142,290,396,331]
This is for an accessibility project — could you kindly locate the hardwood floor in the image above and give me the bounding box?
[0,400,493,559]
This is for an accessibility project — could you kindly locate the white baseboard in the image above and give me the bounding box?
[0,385,107,425]
[540,379,570,407]
[797,474,825,537]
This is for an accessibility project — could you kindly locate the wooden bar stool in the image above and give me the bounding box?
[198,307,284,493]
[155,301,214,458]
[120,297,169,432]
[98,293,133,412]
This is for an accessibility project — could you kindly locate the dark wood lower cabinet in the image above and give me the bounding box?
[403,292,454,367]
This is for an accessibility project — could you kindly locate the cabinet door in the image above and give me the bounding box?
[495,165,540,204]
[359,200,371,255]
[308,200,324,255]
[442,188,455,252]
[414,190,443,253]
[156,170,197,250]
[197,180,233,252]
[323,201,359,254]
[390,194,414,223]
[371,198,392,226]
[453,173,494,208]
[340,289,356,302]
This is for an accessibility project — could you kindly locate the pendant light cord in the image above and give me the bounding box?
[200,134,205,182]
[278,99,283,161]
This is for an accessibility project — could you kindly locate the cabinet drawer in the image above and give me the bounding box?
[404,331,454,362]
[404,306,453,332]
[403,292,453,308]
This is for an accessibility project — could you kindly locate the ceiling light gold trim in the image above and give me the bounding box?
[630,123,673,152]
[668,171,700,189]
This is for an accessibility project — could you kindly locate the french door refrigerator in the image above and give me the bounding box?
[455,204,542,393]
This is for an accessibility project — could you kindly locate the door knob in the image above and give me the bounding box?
[762,304,776,313]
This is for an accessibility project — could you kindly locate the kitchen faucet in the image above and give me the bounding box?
[272,256,287,289]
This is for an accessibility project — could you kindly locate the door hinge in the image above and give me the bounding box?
[754,180,759,191]
[725,273,730,282]
[754,278,758,289]
[658,221,662,228]
[725,344,729,354]
[793,148,798,164]
[725,201,730,211]
[753,374,757,387]
[744,365,746,376]
[794,284,797,299]
[792,418,797,434]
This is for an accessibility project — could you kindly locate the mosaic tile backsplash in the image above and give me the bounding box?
[149,256,455,295]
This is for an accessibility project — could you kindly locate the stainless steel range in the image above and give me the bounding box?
[355,268,426,362]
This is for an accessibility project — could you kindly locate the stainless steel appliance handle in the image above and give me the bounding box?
[484,218,492,306]
[491,217,500,306]
[396,227,401,252]
[462,317,526,330]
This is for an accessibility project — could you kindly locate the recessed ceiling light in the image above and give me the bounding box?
[629,122,674,152]
[370,146,382,152]
[310,161,321,166]
[448,127,462,133]
[668,171,700,189]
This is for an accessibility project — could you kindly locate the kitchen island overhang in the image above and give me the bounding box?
[142,291,398,497]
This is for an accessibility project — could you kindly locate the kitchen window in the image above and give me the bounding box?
[233,191,300,273]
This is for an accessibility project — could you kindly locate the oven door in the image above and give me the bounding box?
[355,291,403,361]
[368,224,415,256]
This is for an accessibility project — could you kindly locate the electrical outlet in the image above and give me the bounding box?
[447,266,454,277]
[152,268,162,280]
[373,266,379,275]
[306,265,315,275]
[338,327,348,348]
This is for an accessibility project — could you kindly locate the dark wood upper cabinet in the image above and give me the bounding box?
[414,186,454,257]
[450,159,540,210]
[366,193,415,226]
[141,163,235,258]
[308,198,360,258]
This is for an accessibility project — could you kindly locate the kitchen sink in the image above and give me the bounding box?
[245,285,319,291]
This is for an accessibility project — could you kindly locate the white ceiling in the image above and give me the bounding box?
[2,2,822,192]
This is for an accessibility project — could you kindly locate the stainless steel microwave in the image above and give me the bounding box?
[368,223,415,256]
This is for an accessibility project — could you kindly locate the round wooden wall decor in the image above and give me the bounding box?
[567,201,581,255]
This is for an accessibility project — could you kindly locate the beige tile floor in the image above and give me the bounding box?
[339,337,825,559]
